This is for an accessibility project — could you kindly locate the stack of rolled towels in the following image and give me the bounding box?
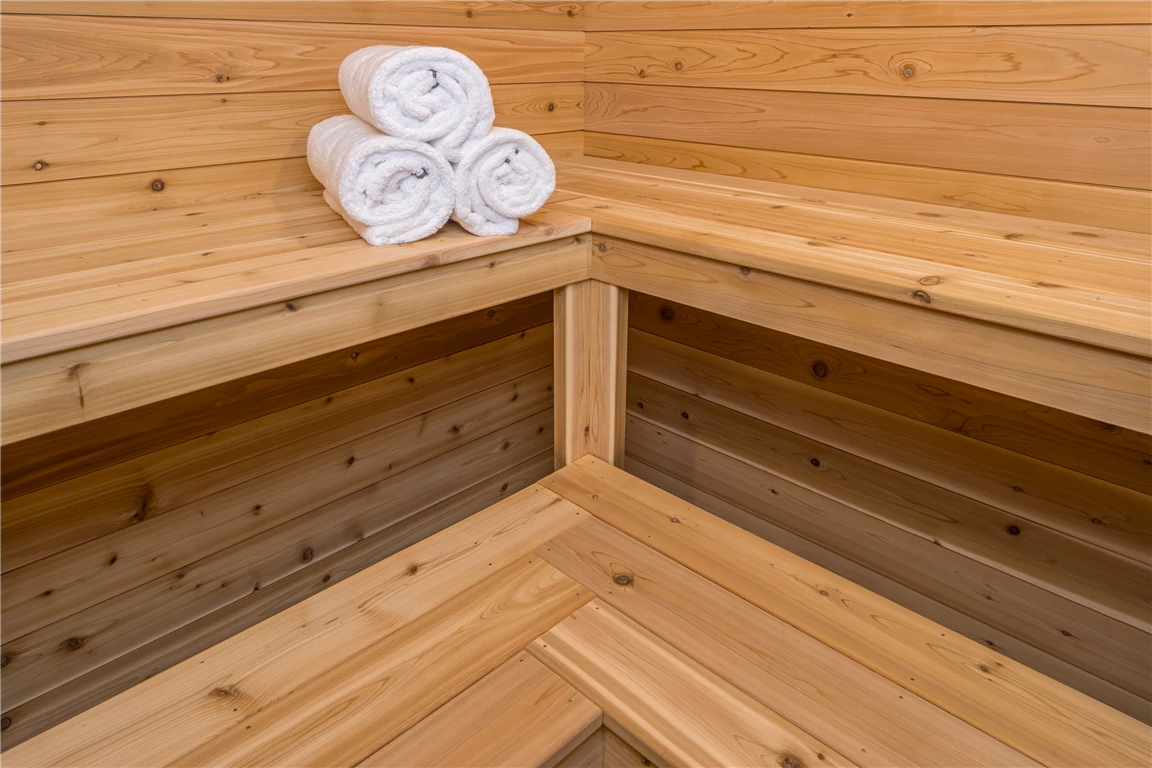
[307,46,557,246]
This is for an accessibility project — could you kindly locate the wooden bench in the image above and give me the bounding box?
[3,457,1146,768]
[5,160,1147,442]
[4,157,1147,736]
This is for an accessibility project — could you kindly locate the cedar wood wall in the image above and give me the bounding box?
[1,0,1149,748]
[0,3,580,748]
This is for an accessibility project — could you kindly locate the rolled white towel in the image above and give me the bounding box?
[452,128,556,237]
[339,45,495,163]
[307,114,454,245]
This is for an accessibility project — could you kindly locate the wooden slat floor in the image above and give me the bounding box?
[6,456,1147,768]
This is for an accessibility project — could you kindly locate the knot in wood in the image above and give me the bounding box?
[1006,525,1021,536]
[901,65,915,79]
[151,179,165,191]
[811,360,828,378]
[301,547,314,562]
[33,160,46,171]
[546,102,555,111]
[64,637,84,650]
[782,757,804,768]
[614,574,633,586]
[912,290,932,304]
[674,59,684,71]
[659,306,676,322]
[1,717,10,730]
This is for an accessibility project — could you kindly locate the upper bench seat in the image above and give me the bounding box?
[2,159,1149,445]
[553,159,1152,434]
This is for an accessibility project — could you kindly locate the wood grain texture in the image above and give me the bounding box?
[628,329,1152,562]
[586,26,1152,107]
[0,15,583,100]
[0,295,551,499]
[3,484,586,766]
[530,600,857,768]
[624,414,1152,703]
[2,325,549,572]
[564,201,1151,355]
[584,1,1152,29]
[555,279,628,467]
[622,456,1152,725]
[540,517,1037,767]
[1,381,551,653]
[591,238,1152,434]
[628,372,1152,632]
[1,417,554,714]
[630,294,1152,498]
[1,209,589,362]
[164,560,588,768]
[0,236,590,444]
[585,83,1152,189]
[0,1,586,28]
[1,83,583,184]
[0,453,553,750]
[541,457,1152,768]
[565,157,1152,256]
[556,728,607,768]
[583,132,1152,234]
[603,729,653,768]
[361,652,601,768]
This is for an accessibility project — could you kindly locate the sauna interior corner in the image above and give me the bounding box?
[1,1,1150,765]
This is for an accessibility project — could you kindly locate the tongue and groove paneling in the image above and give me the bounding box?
[581,3,1152,231]
[625,293,1152,724]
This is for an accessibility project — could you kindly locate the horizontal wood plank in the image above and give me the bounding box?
[3,477,577,761]
[624,415,1152,702]
[583,132,1152,234]
[1,208,588,361]
[0,1,586,28]
[2,325,550,572]
[530,600,855,768]
[0,453,553,750]
[0,236,590,444]
[0,15,583,100]
[1,84,583,185]
[591,238,1152,434]
[623,456,1152,724]
[166,560,588,768]
[360,652,601,768]
[0,295,551,499]
[540,517,1037,767]
[562,200,1151,355]
[628,372,1152,631]
[584,1,1152,29]
[629,322,1152,561]
[585,83,1152,189]
[0,376,552,649]
[2,414,552,715]
[541,457,1152,768]
[630,294,1152,497]
[586,26,1152,107]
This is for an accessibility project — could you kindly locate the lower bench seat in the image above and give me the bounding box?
[7,457,1145,768]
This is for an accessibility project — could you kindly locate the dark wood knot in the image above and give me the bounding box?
[614,574,632,586]
[151,179,164,191]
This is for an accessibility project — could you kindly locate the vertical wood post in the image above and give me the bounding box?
[554,279,628,468]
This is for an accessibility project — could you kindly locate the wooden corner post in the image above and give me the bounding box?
[554,279,628,468]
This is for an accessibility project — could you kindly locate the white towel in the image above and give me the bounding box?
[452,128,556,237]
[338,45,495,164]
[307,115,454,245]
